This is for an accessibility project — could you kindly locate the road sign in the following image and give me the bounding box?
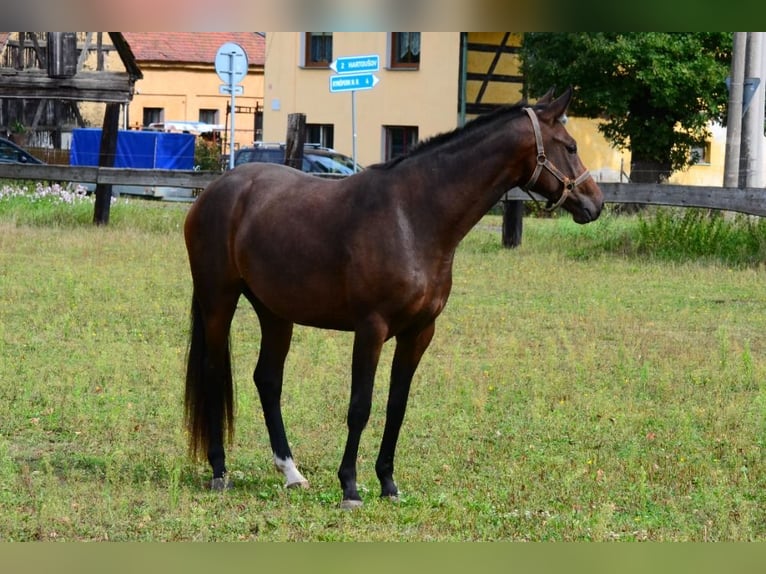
[328,54,382,174]
[725,76,762,116]
[215,42,248,85]
[330,54,380,75]
[219,84,244,95]
[214,42,248,171]
[329,72,380,93]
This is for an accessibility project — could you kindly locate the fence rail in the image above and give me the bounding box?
[507,182,766,217]
[0,163,220,190]
[1,164,765,217]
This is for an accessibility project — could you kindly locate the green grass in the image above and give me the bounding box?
[514,206,766,268]
[0,181,188,233]
[1,187,765,540]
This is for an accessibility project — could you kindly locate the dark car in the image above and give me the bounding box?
[233,142,361,176]
[0,136,44,165]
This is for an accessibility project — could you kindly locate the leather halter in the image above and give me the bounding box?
[521,107,592,212]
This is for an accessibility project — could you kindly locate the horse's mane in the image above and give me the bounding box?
[368,102,530,171]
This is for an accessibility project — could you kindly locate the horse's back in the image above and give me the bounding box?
[187,163,337,234]
[194,162,329,207]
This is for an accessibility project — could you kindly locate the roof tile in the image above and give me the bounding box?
[121,32,264,66]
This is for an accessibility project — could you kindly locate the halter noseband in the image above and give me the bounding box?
[521,107,592,212]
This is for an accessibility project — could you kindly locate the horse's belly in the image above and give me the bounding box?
[252,280,356,331]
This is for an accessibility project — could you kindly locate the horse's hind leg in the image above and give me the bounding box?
[186,283,241,491]
[246,297,308,489]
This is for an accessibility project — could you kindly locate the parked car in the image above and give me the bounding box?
[233,142,361,176]
[0,136,44,165]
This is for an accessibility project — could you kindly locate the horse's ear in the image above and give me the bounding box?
[538,85,573,123]
[536,87,556,105]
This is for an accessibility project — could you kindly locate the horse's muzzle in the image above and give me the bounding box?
[572,195,604,224]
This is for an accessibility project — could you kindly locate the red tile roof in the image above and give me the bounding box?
[121,32,265,66]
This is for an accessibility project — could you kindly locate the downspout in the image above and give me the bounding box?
[459,32,468,128]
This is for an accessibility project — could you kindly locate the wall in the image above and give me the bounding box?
[465,32,524,107]
[126,63,264,150]
[77,40,264,151]
[263,32,461,167]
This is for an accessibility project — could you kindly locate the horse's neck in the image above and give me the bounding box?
[403,132,526,248]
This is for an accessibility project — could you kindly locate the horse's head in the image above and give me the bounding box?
[521,86,603,224]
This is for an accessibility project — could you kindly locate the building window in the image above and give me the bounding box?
[384,125,419,161]
[142,107,163,127]
[304,33,332,68]
[690,142,711,165]
[199,109,219,125]
[389,33,420,69]
[306,123,334,148]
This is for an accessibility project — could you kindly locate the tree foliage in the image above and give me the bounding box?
[520,33,732,179]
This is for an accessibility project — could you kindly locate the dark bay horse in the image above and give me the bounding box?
[183,87,603,509]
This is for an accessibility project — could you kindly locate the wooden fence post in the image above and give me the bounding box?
[284,113,306,170]
[502,199,524,248]
[92,102,120,225]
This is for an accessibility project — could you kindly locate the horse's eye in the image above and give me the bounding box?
[566,144,577,154]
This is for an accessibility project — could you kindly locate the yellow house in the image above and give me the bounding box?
[263,32,724,185]
[121,32,265,150]
[262,32,461,167]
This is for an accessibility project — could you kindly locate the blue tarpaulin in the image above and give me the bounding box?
[69,128,195,170]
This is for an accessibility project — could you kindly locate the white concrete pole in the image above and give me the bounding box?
[740,32,764,188]
[724,32,746,188]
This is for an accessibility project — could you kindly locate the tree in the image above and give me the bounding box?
[519,33,732,183]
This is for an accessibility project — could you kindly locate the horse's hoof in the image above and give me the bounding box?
[339,498,364,510]
[209,476,231,491]
[287,480,310,490]
[383,494,400,503]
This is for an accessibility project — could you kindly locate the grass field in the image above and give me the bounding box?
[0,189,765,541]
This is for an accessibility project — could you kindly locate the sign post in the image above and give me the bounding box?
[329,55,380,172]
[215,42,248,170]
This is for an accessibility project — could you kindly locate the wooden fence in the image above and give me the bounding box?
[507,183,766,217]
[1,163,766,217]
[0,163,220,191]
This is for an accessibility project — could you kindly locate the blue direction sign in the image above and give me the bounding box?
[329,72,380,93]
[330,54,379,75]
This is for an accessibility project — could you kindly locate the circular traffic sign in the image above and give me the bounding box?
[215,42,248,85]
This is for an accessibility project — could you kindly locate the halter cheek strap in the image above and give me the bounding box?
[522,107,592,212]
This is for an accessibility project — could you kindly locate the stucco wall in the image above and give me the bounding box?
[263,32,461,167]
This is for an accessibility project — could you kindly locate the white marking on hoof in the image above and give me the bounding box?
[273,455,309,489]
[340,499,364,510]
[209,475,231,491]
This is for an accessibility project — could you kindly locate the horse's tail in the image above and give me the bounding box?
[184,293,235,461]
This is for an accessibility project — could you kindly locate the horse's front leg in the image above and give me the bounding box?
[251,308,308,489]
[338,320,387,509]
[375,322,435,500]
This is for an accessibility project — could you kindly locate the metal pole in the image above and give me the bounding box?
[459,32,468,127]
[351,90,358,172]
[724,32,746,188]
[228,51,237,170]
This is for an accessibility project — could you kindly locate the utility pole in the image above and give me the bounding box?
[739,32,764,189]
[724,32,746,188]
